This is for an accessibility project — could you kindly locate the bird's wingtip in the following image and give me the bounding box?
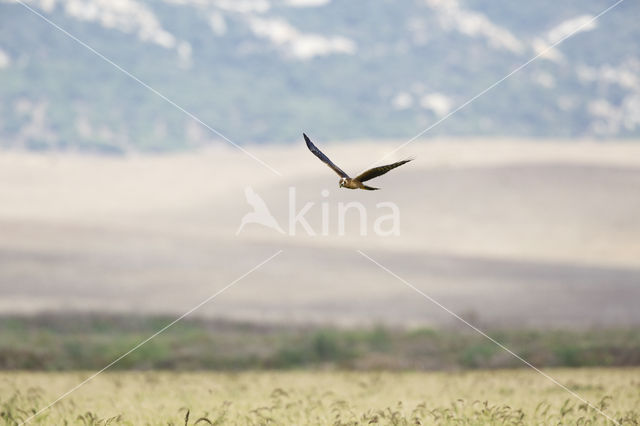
[303,133,314,146]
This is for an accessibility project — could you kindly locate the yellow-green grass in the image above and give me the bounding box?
[1,369,639,425]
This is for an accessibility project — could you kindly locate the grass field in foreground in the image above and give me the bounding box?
[1,369,639,425]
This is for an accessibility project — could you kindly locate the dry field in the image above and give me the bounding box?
[1,369,639,425]
[1,140,640,326]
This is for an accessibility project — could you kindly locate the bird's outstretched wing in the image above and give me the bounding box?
[354,159,413,182]
[304,133,349,178]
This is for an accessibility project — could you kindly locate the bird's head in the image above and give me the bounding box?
[339,178,347,188]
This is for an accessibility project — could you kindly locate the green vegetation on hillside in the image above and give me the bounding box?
[1,0,639,153]
[1,314,639,371]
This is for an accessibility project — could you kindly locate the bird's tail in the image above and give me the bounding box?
[362,185,379,191]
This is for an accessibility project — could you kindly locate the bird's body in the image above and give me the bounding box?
[338,177,379,190]
[303,133,412,190]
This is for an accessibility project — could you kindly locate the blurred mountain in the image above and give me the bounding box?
[0,0,639,153]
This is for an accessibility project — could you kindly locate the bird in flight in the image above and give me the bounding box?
[304,133,413,190]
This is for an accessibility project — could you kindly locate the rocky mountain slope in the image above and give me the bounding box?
[0,0,639,152]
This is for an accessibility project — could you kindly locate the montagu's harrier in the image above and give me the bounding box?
[304,133,413,190]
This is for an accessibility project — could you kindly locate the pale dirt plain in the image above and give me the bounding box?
[2,140,640,426]
[1,139,639,327]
